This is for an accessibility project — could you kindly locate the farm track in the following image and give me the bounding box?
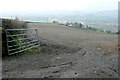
[2,23,118,78]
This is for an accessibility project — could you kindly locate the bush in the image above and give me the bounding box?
[116,31,120,34]
[2,18,27,56]
[106,30,112,34]
[53,20,59,23]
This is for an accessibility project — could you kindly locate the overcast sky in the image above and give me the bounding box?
[0,0,119,16]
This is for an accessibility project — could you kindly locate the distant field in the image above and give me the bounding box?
[31,22,58,24]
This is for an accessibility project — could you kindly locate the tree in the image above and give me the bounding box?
[116,31,120,34]
[65,22,69,26]
[53,20,59,23]
[79,23,83,28]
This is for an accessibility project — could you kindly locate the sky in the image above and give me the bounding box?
[0,0,119,16]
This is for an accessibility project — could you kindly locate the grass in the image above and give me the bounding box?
[15,37,43,54]
[82,28,117,34]
[22,46,43,54]
[26,21,58,24]
[66,24,117,34]
[8,35,43,55]
[37,22,58,24]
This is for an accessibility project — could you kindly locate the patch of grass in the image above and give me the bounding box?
[38,22,58,24]
[8,36,24,54]
[8,36,43,55]
[69,25,117,34]
[27,21,58,24]
[23,46,43,54]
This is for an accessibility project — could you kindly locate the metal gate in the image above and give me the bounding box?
[5,28,40,55]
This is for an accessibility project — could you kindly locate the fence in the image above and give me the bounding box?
[5,28,40,55]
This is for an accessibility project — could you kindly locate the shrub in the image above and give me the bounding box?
[116,31,120,34]
[2,18,27,56]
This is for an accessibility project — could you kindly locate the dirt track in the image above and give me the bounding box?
[2,23,118,78]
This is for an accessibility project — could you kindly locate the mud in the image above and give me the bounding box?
[2,23,118,78]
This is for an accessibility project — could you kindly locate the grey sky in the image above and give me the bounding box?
[0,0,119,16]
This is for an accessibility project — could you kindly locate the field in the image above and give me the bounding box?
[2,23,118,78]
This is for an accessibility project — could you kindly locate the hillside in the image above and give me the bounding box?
[2,23,118,78]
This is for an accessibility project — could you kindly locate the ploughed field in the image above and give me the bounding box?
[2,23,118,78]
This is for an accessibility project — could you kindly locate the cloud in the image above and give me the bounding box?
[0,0,119,16]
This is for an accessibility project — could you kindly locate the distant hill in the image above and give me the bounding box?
[21,10,117,23]
[2,9,117,32]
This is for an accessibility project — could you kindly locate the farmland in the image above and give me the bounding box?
[2,23,118,78]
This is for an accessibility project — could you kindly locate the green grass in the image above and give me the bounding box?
[37,22,58,24]
[8,36,24,53]
[8,35,43,55]
[70,25,117,34]
[26,21,58,24]
[22,46,43,54]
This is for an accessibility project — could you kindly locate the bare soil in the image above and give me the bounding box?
[2,23,118,78]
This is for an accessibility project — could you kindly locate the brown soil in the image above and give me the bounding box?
[2,23,118,78]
